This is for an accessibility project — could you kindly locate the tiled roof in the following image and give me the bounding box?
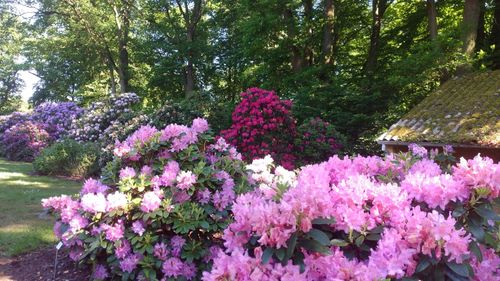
[378,70,500,147]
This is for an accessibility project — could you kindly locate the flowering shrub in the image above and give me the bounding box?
[69,93,140,142]
[205,146,500,281]
[42,119,252,280]
[149,102,201,130]
[31,102,83,139]
[294,117,345,165]
[0,111,29,135]
[1,121,51,161]
[221,88,296,169]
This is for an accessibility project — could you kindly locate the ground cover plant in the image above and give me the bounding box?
[43,118,251,280]
[0,158,81,256]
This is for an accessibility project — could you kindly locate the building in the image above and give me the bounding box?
[377,70,500,161]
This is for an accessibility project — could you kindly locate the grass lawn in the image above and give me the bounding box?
[0,158,81,256]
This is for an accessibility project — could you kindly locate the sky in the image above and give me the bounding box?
[13,3,39,102]
[19,70,39,102]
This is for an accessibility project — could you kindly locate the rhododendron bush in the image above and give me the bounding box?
[42,118,251,280]
[221,88,296,169]
[295,117,345,165]
[31,102,83,139]
[1,120,51,161]
[205,146,499,281]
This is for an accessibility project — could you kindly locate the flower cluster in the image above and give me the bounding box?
[221,88,296,169]
[43,119,251,280]
[30,102,83,139]
[69,93,140,143]
[294,117,345,165]
[206,147,499,281]
[1,121,51,161]
[0,111,30,135]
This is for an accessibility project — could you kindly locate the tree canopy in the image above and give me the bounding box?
[1,0,499,151]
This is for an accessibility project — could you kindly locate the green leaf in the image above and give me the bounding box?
[307,229,330,246]
[468,224,485,242]
[261,247,274,264]
[355,235,365,247]
[301,239,330,254]
[311,217,335,225]
[370,225,385,233]
[365,233,381,241]
[286,233,297,257]
[446,261,469,277]
[415,258,431,273]
[200,221,209,229]
[474,205,500,221]
[452,206,466,218]
[330,239,349,247]
[469,241,482,262]
[275,247,285,261]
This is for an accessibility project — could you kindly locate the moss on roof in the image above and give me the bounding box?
[378,70,500,147]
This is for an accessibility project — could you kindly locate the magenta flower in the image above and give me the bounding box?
[140,191,162,213]
[176,171,197,190]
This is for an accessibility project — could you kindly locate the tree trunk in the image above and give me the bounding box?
[492,0,500,69]
[365,0,388,76]
[303,0,314,67]
[118,3,130,94]
[461,0,481,57]
[185,29,195,98]
[283,8,303,72]
[321,0,335,65]
[475,0,486,52]
[108,64,116,95]
[426,0,438,41]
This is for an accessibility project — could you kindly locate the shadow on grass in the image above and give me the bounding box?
[0,158,81,257]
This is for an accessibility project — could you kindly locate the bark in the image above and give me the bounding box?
[475,0,486,52]
[365,0,389,76]
[283,8,303,72]
[303,0,314,67]
[113,1,131,94]
[321,0,335,65]
[426,0,438,41]
[461,0,481,57]
[176,0,203,98]
[492,0,500,69]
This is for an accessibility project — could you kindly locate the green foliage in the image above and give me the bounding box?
[33,139,100,178]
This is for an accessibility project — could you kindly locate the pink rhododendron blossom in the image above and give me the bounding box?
[119,167,136,179]
[120,254,141,273]
[80,193,107,214]
[140,191,162,212]
[191,118,209,134]
[106,191,128,211]
[80,178,109,195]
[176,171,197,190]
[93,264,109,280]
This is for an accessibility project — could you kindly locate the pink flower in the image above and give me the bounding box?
[140,191,162,213]
[103,221,125,242]
[106,191,128,211]
[119,167,136,179]
[81,193,107,214]
[191,118,209,134]
[154,242,170,260]
[162,257,184,278]
[176,171,197,190]
[80,179,109,195]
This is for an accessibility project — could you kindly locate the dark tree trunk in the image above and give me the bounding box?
[461,0,481,57]
[492,0,500,69]
[185,29,195,98]
[283,8,303,72]
[475,0,486,52]
[321,0,335,65]
[426,0,438,41]
[303,0,314,67]
[365,0,389,76]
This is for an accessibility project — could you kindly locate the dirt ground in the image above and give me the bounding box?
[0,247,89,281]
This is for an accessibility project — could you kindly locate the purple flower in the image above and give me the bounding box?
[119,254,141,273]
[103,221,125,242]
[116,240,131,259]
[154,242,170,260]
[81,178,109,195]
[162,257,184,277]
[93,264,109,280]
[132,221,146,236]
